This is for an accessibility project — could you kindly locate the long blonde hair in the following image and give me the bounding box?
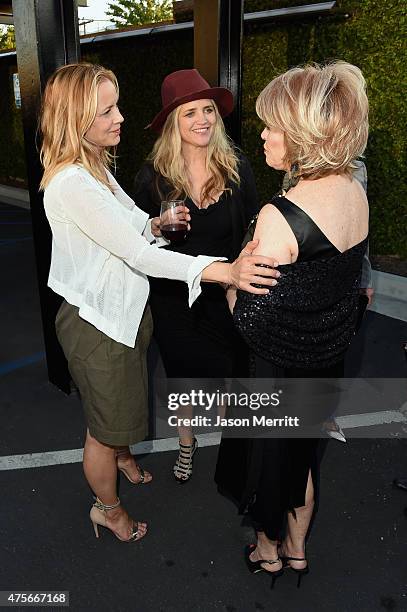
[149,101,240,204]
[256,61,369,179]
[39,63,118,190]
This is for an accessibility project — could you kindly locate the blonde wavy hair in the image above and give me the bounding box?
[39,63,118,190]
[149,101,240,204]
[256,61,369,180]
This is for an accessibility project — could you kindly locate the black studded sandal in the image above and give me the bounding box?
[173,438,198,483]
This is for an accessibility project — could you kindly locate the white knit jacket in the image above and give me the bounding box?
[44,165,223,347]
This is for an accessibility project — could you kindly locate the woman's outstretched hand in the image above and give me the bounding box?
[229,239,280,294]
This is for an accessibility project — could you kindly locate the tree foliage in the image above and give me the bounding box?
[0,26,15,51]
[106,0,173,27]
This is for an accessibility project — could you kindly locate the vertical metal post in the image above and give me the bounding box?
[217,0,243,144]
[193,0,219,87]
[13,0,80,392]
[194,0,244,144]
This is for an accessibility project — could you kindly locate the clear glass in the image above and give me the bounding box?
[160,200,188,243]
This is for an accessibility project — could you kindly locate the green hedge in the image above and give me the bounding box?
[0,0,405,257]
[241,0,406,258]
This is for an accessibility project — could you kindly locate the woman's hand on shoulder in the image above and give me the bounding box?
[229,239,280,295]
[201,240,279,293]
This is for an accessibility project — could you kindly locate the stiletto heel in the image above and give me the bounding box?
[173,438,198,483]
[279,552,309,588]
[116,449,152,485]
[89,497,146,542]
[245,544,284,589]
[296,569,309,588]
[271,572,282,590]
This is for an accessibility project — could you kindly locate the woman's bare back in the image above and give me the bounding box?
[254,173,369,264]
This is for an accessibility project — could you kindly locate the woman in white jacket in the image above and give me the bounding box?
[39,62,279,543]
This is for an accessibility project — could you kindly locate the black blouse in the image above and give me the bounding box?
[133,153,259,261]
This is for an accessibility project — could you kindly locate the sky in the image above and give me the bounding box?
[0,0,113,36]
[78,0,182,24]
[78,0,115,30]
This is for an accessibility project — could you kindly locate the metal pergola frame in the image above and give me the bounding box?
[0,3,337,56]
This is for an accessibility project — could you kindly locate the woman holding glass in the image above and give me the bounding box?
[134,69,260,482]
[40,63,279,543]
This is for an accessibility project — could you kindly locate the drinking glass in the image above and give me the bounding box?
[160,200,188,242]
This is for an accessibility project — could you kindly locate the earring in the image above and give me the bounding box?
[281,163,300,195]
[288,163,300,189]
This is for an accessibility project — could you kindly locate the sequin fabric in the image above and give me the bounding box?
[233,238,368,369]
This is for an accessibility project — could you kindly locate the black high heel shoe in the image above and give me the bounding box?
[173,438,198,483]
[245,544,284,589]
[279,554,309,588]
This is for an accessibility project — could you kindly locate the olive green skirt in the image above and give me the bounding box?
[55,300,153,446]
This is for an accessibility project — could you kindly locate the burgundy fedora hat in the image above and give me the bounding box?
[147,69,234,132]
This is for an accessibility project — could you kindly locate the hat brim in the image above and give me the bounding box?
[146,87,234,132]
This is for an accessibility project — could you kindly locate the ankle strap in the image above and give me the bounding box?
[263,558,280,565]
[93,497,121,511]
[179,438,197,449]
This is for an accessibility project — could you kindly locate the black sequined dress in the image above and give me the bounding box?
[215,195,368,539]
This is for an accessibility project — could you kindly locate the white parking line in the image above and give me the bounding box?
[0,432,221,471]
[336,410,407,429]
[1,411,406,471]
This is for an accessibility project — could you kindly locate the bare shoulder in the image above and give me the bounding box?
[257,202,284,221]
[253,203,298,263]
[256,202,290,231]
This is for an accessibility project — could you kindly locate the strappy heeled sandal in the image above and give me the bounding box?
[89,497,146,542]
[245,544,284,589]
[279,551,309,588]
[116,449,152,485]
[173,438,198,483]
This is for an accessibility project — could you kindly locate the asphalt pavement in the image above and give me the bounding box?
[1,201,406,612]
